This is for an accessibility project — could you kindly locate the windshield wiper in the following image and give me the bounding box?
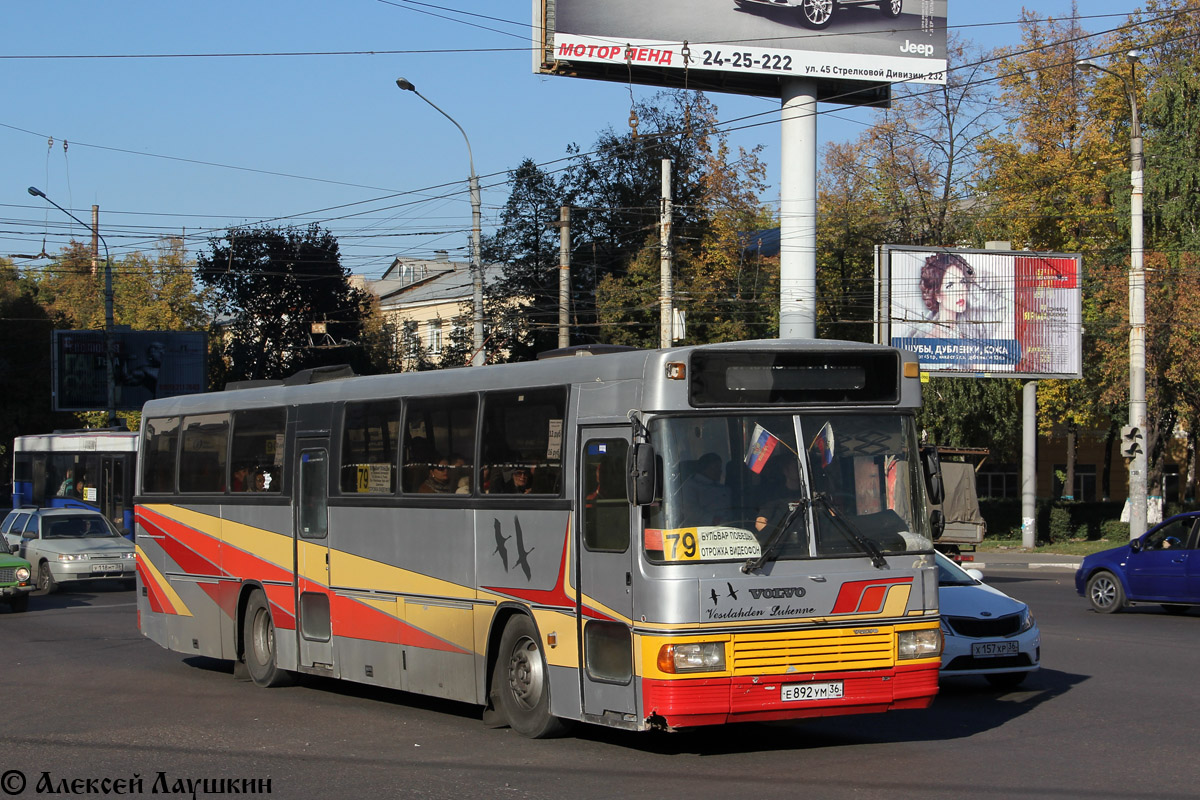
[811,493,889,570]
[742,497,810,574]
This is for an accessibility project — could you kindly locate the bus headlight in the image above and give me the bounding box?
[657,642,726,674]
[897,628,942,659]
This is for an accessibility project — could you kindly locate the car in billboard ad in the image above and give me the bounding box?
[51,330,208,412]
[534,0,947,99]
[878,246,1083,379]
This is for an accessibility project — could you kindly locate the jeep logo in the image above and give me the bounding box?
[748,587,807,600]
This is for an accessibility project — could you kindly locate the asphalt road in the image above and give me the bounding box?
[1,569,1197,800]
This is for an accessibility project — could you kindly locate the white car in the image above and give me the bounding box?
[7,508,136,593]
[936,551,1040,689]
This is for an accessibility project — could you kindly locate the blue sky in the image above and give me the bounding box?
[1,1,1146,280]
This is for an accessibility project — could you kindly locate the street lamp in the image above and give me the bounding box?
[27,186,118,428]
[1077,50,1145,538]
[395,77,485,367]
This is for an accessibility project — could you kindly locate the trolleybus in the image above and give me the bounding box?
[11,429,138,535]
[134,340,944,736]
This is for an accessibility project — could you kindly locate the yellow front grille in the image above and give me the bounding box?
[730,628,895,675]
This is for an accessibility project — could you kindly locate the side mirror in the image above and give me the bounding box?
[628,443,658,506]
[922,446,945,505]
[965,568,984,581]
[1129,539,1142,553]
[929,508,945,539]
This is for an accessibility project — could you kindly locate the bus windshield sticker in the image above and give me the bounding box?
[651,526,762,562]
[547,419,563,460]
[365,464,392,493]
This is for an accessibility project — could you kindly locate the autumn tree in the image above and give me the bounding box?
[973,8,1125,490]
[0,258,74,480]
[1080,0,1200,501]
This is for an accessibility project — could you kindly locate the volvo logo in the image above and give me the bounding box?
[853,628,880,635]
[748,587,807,600]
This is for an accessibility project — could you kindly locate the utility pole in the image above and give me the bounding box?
[556,206,570,349]
[660,159,673,349]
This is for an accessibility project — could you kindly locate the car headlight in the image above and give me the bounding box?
[15,566,30,582]
[57,553,90,561]
[657,642,726,673]
[123,552,136,560]
[897,628,942,659]
[1019,607,1036,633]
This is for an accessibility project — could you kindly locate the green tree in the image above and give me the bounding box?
[196,224,375,382]
[481,159,566,360]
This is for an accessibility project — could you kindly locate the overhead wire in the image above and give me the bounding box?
[5,5,1195,276]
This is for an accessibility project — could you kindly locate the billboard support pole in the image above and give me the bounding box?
[1021,379,1038,549]
[779,78,818,340]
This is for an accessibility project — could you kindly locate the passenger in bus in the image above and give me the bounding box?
[678,453,730,526]
[419,457,453,493]
[56,469,75,497]
[505,467,533,494]
[449,453,471,494]
[252,468,271,492]
[75,472,89,500]
[232,463,251,492]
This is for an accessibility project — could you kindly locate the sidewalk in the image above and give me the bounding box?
[953,550,1083,572]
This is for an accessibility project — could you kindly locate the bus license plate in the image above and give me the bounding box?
[972,641,1019,658]
[781,681,844,702]
[91,563,121,573]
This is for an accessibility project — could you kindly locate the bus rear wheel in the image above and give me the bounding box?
[492,615,566,738]
[243,590,292,687]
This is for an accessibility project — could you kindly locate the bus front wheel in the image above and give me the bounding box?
[243,591,292,687]
[492,615,566,738]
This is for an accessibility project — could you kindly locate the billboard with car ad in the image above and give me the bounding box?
[877,246,1083,379]
[52,330,208,412]
[534,0,948,99]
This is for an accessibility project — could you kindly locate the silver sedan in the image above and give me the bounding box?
[10,509,136,593]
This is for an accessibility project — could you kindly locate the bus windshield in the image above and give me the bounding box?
[645,414,933,564]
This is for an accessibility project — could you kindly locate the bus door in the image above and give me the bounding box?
[576,429,638,725]
[294,443,334,671]
[99,455,129,534]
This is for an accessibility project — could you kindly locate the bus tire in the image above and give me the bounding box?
[492,615,566,738]
[37,562,57,594]
[243,591,292,687]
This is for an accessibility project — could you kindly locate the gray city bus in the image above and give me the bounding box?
[135,339,943,737]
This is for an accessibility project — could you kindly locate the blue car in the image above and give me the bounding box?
[1075,512,1200,614]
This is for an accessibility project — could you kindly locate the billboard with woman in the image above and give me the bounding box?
[879,246,1082,379]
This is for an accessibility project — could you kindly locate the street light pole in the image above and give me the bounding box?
[1078,51,1146,538]
[396,78,485,367]
[28,186,118,428]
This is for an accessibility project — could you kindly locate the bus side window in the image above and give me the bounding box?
[179,413,230,494]
[142,417,180,494]
[340,400,399,495]
[402,395,477,495]
[481,388,566,497]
